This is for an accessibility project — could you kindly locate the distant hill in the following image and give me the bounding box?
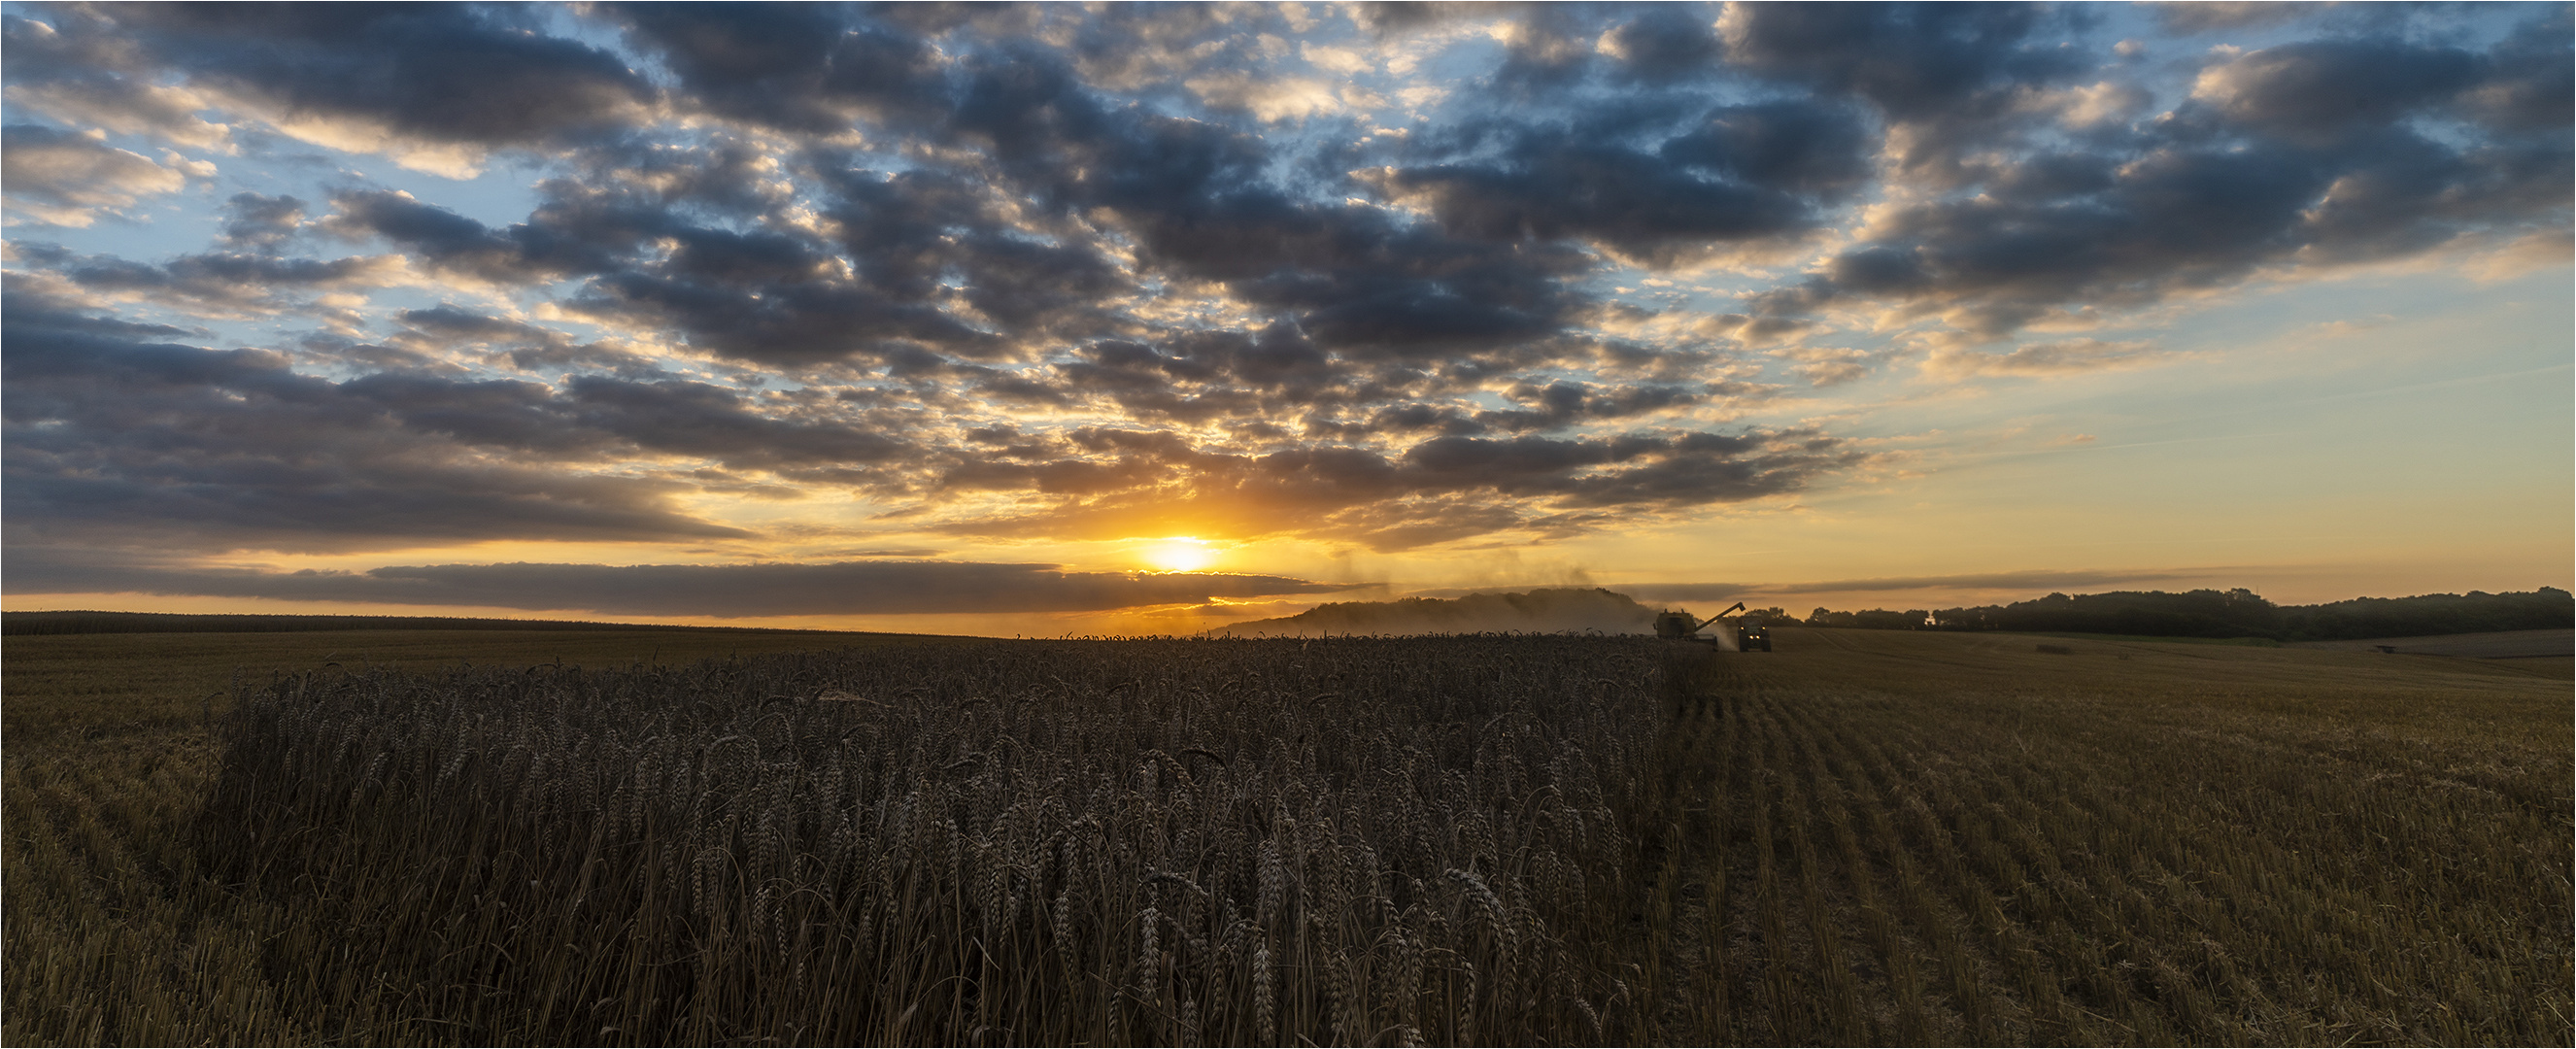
[0,610,854,637]
[1208,588,1659,637]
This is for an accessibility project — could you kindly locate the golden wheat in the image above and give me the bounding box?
[191,636,1668,1045]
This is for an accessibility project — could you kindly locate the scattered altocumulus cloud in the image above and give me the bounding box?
[1,124,196,225]
[0,2,2563,620]
[1925,339,2172,379]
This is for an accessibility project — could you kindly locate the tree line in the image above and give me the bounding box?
[1762,588,2574,642]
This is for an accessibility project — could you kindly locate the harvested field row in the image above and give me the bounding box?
[1652,630,2572,1045]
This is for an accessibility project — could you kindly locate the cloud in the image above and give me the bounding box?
[7,557,1349,618]
[1620,568,2218,601]
[2459,8,2575,133]
[1596,8,1720,84]
[0,272,1858,560]
[1661,99,1877,202]
[82,5,657,176]
[1186,72,1345,122]
[932,425,1866,551]
[0,14,234,149]
[1369,134,1828,268]
[1766,137,2562,339]
[42,244,409,313]
[1924,338,2169,379]
[602,4,950,133]
[321,188,613,284]
[0,289,769,552]
[2188,39,2478,145]
[2150,2,2329,36]
[1773,345,1881,387]
[0,124,189,226]
[1715,2,2085,182]
[218,191,306,251]
[1210,587,1656,636]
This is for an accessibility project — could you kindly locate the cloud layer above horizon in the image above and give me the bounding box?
[4,2,2567,618]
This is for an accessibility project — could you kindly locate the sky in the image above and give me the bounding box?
[2,1,2568,636]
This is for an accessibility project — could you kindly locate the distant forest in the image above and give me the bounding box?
[1772,588,2575,642]
[0,611,849,637]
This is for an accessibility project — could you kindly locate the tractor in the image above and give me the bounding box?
[1652,601,1774,651]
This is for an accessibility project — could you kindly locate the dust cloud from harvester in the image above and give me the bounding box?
[1209,587,1684,637]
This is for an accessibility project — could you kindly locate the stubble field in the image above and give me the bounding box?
[4,626,2566,1045]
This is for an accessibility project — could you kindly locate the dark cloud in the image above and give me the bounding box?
[1473,380,1716,432]
[322,188,614,283]
[2463,8,2576,132]
[563,269,1007,366]
[1054,3,1294,92]
[51,247,396,308]
[7,557,1348,618]
[603,4,950,132]
[1374,132,1824,266]
[1220,213,1596,357]
[97,4,654,152]
[1752,25,2570,338]
[1348,2,1495,37]
[396,305,553,344]
[2191,39,2479,146]
[557,376,916,469]
[0,289,863,551]
[932,48,1618,357]
[1715,1,2085,185]
[1660,100,1877,202]
[219,192,307,251]
[1598,8,1722,84]
[1717,3,2080,122]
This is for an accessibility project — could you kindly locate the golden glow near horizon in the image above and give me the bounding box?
[1139,537,1217,574]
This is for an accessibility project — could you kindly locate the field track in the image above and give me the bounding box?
[5,626,2569,1045]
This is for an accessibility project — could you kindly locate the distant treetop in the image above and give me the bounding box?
[1798,588,2572,642]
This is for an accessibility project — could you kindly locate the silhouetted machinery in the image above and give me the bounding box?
[1652,601,1774,651]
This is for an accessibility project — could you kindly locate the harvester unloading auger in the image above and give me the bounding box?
[1651,600,1774,651]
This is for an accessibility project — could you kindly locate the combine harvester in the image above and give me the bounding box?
[1652,601,1773,651]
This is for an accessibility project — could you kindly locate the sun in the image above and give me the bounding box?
[1140,537,1215,573]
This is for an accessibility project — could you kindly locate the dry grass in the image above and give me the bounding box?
[5,626,2567,1045]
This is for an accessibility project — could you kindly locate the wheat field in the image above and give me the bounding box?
[4,626,2567,1045]
[1649,630,2569,1045]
